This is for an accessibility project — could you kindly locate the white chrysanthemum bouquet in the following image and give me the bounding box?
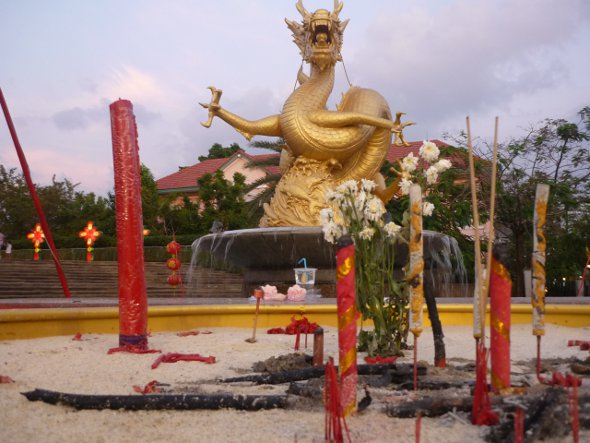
[320,178,401,246]
[396,141,452,216]
[318,141,453,357]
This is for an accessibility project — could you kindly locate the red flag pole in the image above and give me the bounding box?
[0,88,70,298]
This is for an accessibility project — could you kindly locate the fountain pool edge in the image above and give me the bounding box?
[1,303,589,340]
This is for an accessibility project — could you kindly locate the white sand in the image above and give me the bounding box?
[0,324,588,443]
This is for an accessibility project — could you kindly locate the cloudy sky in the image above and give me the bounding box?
[1,0,589,196]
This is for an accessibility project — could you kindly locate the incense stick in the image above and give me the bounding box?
[480,117,499,338]
[466,116,484,340]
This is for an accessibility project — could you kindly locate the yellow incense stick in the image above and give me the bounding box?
[466,117,484,340]
[480,117,499,339]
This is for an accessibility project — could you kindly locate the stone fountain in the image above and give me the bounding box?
[187,227,466,298]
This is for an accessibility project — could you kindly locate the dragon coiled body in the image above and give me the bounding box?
[201,1,399,227]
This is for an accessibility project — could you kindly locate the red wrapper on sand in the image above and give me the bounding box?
[336,236,358,417]
[490,253,512,392]
[110,100,148,349]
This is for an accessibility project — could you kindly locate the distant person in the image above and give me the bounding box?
[0,232,12,258]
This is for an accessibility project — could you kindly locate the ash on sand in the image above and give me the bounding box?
[252,352,313,373]
[0,324,589,442]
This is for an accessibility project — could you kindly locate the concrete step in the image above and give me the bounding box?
[0,259,244,298]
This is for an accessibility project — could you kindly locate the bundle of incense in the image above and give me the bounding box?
[466,117,482,338]
[467,116,503,422]
[532,184,550,337]
[466,116,499,340]
[408,184,425,338]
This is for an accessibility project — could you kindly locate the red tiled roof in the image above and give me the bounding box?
[156,149,282,192]
[156,156,230,191]
[156,140,456,192]
[386,139,447,163]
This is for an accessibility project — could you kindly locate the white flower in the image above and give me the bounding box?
[401,152,418,173]
[400,178,413,195]
[419,141,440,162]
[325,189,343,205]
[384,221,402,238]
[319,207,334,226]
[434,159,452,172]
[336,180,358,196]
[355,190,368,213]
[359,226,376,240]
[360,178,376,193]
[423,202,435,217]
[425,166,439,185]
[363,196,386,222]
[322,221,343,244]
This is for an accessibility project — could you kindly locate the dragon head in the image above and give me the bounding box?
[286,0,350,71]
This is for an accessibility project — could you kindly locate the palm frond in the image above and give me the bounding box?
[245,174,281,192]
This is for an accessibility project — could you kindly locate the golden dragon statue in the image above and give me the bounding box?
[200,1,413,227]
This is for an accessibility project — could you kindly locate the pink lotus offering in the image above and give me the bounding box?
[262,285,286,301]
[287,284,307,302]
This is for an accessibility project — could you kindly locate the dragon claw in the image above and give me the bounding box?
[201,87,223,128]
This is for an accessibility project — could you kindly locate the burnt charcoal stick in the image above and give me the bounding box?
[222,364,426,385]
[22,389,287,411]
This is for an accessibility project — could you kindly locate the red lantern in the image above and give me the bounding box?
[166,240,181,255]
[26,223,45,260]
[167,273,182,287]
[166,257,181,271]
[166,240,183,290]
[79,221,101,261]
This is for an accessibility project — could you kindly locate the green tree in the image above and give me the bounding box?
[463,106,590,296]
[140,163,161,232]
[244,138,285,224]
[197,142,241,162]
[0,165,36,239]
[158,195,202,236]
[0,165,116,247]
[197,170,249,231]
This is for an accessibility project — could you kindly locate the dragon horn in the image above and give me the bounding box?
[333,0,343,18]
[339,18,350,32]
[296,0,311,21]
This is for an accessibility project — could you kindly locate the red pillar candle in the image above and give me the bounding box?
[336,236,358,417]
[110,99,148,348]
[489,251,511,392]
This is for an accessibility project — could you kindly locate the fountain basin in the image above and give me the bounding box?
[189,227,466,297]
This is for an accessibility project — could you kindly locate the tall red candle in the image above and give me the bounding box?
[336,236,358,417]
[110,99,148,348]
[489,251,511,392]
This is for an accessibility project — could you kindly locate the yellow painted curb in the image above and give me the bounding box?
[1,303,588,340]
